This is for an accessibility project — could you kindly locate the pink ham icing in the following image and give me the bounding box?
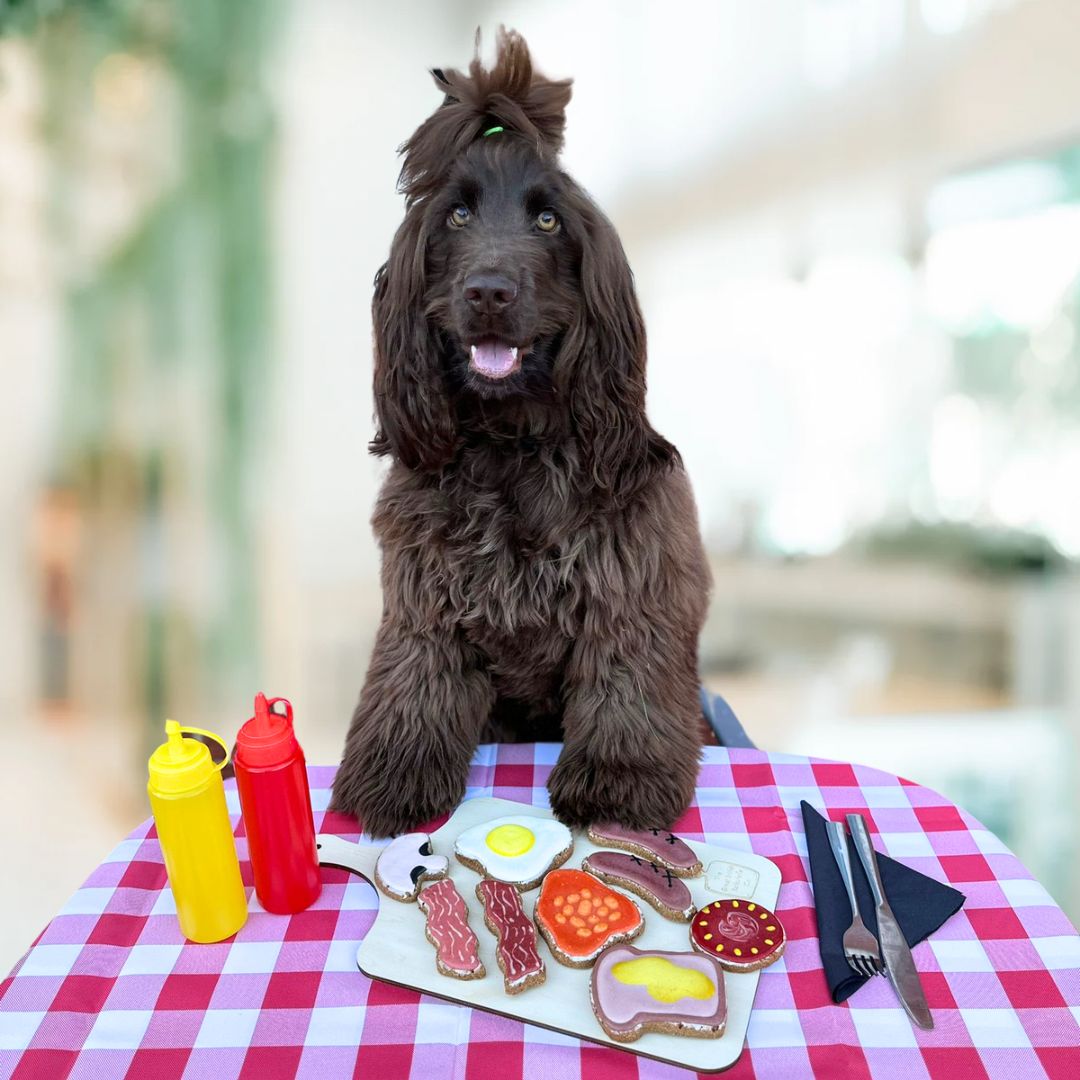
[477,879,545,987]
[418,879,482,975]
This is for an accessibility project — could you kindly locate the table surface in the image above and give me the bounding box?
[2,746,1079,1080]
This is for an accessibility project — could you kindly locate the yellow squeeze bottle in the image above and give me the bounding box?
[148,720,248,943]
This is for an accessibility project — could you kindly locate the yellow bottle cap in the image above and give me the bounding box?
[148,720,230,795]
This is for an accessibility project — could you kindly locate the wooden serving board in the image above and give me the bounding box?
[317,796,781,1073]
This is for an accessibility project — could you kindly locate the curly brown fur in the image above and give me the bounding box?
[331,28,711,838]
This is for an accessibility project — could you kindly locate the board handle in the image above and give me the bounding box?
[316,833,381,883]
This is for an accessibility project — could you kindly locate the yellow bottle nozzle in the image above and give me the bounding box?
[149,719,230,794]
[165,719,185,760]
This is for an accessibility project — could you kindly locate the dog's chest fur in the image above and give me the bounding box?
[376,442,592,698]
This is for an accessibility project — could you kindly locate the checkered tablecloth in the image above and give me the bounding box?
[2,746,1079,1079]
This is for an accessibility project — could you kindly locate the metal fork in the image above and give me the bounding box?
[826,818,883,979]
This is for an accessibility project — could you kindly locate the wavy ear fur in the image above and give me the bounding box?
[369,211,457,470]
[398,27,572,206]
[558,193,678,503]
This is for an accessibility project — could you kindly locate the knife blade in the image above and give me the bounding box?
[846,813,934,1030]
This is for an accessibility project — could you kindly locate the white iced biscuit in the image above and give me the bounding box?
[454,816,573,891]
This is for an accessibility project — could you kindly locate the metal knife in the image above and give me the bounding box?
[846,813,934,1030]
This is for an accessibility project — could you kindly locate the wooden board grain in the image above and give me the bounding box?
[317,797,782,1073]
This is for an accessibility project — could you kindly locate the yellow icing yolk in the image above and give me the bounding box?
[611,957,715,1004]
[485,823,535,858]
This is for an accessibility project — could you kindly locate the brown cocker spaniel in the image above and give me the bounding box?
[331,30,711,838]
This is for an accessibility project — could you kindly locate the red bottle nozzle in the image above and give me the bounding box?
[235,693,299,767]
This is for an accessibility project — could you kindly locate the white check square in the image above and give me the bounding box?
[151,888,178,916]
[532,743,562,765]
[220,941,283,974]
[850,1006,920,1048]
[775,787,823,809]
[340,880,377,912]
[858,786,913,808]
[0,1012,44,1051]
[305,1005,365,1046]
[1033,935,1080,971]
[84,1009,153,1050]
[17,944,84,977]
[102,839,143,864]
[878,832,935,858]
[999,879,1054,908]
[697,786,745,808]
[971,830,1011,855]
[193,1009,260,1049]
[959,1008,1031,1049]
[119,944,183,976]
[61,888,117,916]
[323,939,360,973]
[745,1009,804,1048]
[414,1003,465,1044]
[930,939,993,972]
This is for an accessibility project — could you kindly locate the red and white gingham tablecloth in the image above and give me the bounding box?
[2,746,1079,1079]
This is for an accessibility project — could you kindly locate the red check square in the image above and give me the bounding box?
[118,861,168,890]
[938,854,995,883]
[780,906,819,942]
[261,971,322,1010]
[787,969,833,1010]
[493,764,533,787]
[770,853,809,883]
[239,1045,303,1079]
[50,974,115,1013]
[808,1046,872,1079]
[1000,970,1067,1009]
[732,762,775,787]
[87,914,147,948]
[466,1042,524,1080]
[124,1048,191,1080]
[354,1044,413,1077]
[365,978,421,1007]
[967,907,1028,940]
[1039,1047,1080,1080]
[283,909,339,942]
[914,805,967,831]
[155,973,220,1011]
[921,1048,991,1079]
[812,763,859,788]
[919,969,959,1010]
[11,1051,79,1080]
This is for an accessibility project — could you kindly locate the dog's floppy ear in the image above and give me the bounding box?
[399,27,572,205]
[369,212,457,471]
[559,196,677,503]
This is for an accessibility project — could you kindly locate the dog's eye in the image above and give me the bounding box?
[536,210,559,233]
[449,205,470,227]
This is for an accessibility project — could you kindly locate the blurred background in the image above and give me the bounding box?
[2,0,1079,972]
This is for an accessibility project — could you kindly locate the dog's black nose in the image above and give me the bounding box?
[463,273,518,313]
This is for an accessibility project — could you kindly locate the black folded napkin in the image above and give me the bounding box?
[801,801,965,1003]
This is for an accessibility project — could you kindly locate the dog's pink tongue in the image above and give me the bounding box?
[471,339,516,376]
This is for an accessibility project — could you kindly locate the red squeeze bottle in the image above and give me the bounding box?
[234,693,322,914]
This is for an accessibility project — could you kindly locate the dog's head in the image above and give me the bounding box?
[372,29,673,496]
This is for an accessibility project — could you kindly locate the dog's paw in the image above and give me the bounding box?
[330,740,467,839]
[547,746,698,832]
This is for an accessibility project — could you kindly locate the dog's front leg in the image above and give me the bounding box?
[330,621,494,837]
[547,630,703,832]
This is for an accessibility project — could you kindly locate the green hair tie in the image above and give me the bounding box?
[482,125,505,137]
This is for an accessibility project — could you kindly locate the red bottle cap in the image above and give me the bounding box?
[236,693,300,768]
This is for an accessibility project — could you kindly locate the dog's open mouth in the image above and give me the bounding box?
[468,337,523,380]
